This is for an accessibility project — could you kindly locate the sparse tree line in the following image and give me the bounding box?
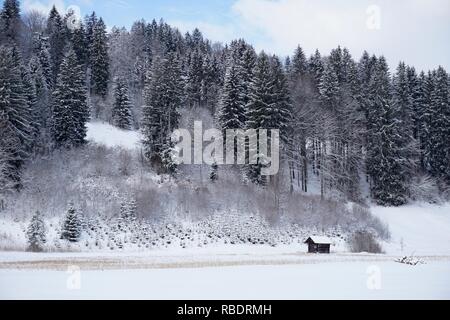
[0,0,449,209]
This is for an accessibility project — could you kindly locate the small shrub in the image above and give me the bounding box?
[349,230,384,254]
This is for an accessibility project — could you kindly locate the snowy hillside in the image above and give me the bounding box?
[373,203,450,256]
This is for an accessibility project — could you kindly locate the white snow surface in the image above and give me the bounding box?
[372,202,450,256]
[86,122,141,150]
[0,261,449,299]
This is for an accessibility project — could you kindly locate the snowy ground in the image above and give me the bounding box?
[86,122,141,150]
[1,261,449,300]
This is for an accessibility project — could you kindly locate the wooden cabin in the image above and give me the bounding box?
[304,236,332,254]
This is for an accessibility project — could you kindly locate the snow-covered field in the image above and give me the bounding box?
[1,260,449,299]
[1,202,449,299]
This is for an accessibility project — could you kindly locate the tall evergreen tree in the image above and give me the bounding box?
[0,45,33,187]
[52,49,89,147]
[367,57,409,206]
[90,17,109,97]
[428,66,450,181]
[46,6,67,86]
[112,77,133,130]
[0,0,21,44]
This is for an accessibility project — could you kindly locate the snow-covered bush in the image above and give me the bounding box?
[348,230,384,254]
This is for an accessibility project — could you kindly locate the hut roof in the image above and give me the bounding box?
[304,236,332,244]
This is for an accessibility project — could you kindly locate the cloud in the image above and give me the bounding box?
[22,0,67,14]
[231,0,450,71]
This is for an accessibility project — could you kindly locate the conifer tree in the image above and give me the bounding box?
[90,17,109,97]
[61,203,82,242]
[46,6,67,86]
[27,211,46,252]
[112,77,133,130]
[0,0,21,44]
[52,49,89,147]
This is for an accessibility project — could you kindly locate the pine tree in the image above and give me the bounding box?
[119,196,137,222]
[290,45,308,81]
[0,0,21,44]
[32,34,53,89]
[90,17,109,97]
[46,6,67,86]
[245,52,274,185]
[428,66,450,181]
[218,60,245,130]
[27,211,46,252]
[319,62,340,112]
[70,21,88,68]
[160,138,178,176]
[367,57,409,206]
[142,53,183,165]
[210,161,218,182]
[112,77,133,130]
[0,46,33,187]
[52,49,89,148]
[61,203,82,242]
[308,49,324,87]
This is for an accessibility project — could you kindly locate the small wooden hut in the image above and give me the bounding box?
[304,236,332,254]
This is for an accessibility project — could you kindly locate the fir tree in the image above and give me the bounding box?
[218,60,245,131]
[142,53,183,163]
[46,6,67,86]
[112,77,133,130]
[52,49,89,148]
[61,203,82,242]
[0,0,21,44]
[27,211,46,252]
[429,66,450,181]
[210,161,218,182]
[0,46,33,187]
[90,17,109,97]
[367,57,409,206]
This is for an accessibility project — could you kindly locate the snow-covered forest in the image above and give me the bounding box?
[0,0,449,253]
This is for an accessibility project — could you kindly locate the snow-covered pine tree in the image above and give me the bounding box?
[142,53,183,164]
[319,61,340,112]
[52,49,89,148]
[218,60,245,131]
[290,45,308,82]
[428,66,450,182]
[46,6,67,86]
[0,46,33,188]
[32,34,53,90]
[308,49,324,88]
[186,48,204,107]
[160,138,178,176]
[0,0,21,44]
[90,17,109,97]
[61,203,82,242]
[367,57,409,206]
[210,161,218,182]
[269,55,292,146]
[417,71,434,171]
[112,77,133,130]
[119,196,137,222]
[70,21,88,69]
[245,52,274,185]
[26,210,46,252]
